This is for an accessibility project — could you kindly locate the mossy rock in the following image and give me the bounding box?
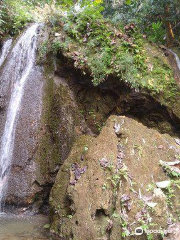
[35,72,80,186]
[50,116,180,240]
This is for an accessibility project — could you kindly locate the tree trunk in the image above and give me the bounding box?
[164,4,175,46]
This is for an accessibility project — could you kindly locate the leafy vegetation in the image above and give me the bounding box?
[39,2,178,105]
[0,1,31,35]
[1,0,180,45]
[104,0,180,46]
[1,0,180,105]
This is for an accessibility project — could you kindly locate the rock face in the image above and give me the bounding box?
[0,33,81,207]
[5,65,44,206]
[34,74,82,208]
[164,223,180,240]
[0,26,46,206]
[50,116,180,240]
[5,71,83,207]
[0,24,86,208]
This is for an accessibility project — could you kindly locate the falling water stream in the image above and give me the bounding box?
[0,24,50,240]
[0,24,40,208]
[169,49,180,70]
[0,39,12,67]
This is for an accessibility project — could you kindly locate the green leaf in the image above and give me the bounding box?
[43,224,50,229]
[125,0,132,5]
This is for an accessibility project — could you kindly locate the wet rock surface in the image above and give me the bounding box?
[5,65,44,206]
[0,26,46,208]
[34,73,84,209]
[0,27,83,209]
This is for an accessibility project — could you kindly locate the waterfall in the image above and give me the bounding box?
[0,24,39,210]
[0,39,12,67]
[168,49,180,71]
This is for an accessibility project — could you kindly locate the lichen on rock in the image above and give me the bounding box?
[50,116,180,240]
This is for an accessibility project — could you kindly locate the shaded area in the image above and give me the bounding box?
[55,55,180,137]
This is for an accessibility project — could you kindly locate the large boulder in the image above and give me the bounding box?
[50,116,180,240]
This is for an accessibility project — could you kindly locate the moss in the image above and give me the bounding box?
[35,69,67,182]
[35,63,82,185]
[50,135,93,222]
[35,70,60,183]
[50,116,180,239]
[40,11,180,123]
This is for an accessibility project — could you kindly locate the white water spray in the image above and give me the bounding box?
[0,24,39,209]
[169,49,180,71]
[0,39,12,67]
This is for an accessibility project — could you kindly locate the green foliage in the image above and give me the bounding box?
[67,214,73,219]
[52,40,63,54]
[165,183,175,208]
[160,160,180,178]
[2,0,176,104]
[0,6,6,26]
[0,0,55,36]
[38,40,48,61]
[0,2,11,35]
[104,0,180,44]
[58,7,147,86]
[10,2,32,33]
[0,0,33,35]
[147,21,165,43]
[43,2,179,104]
[43,223,51,229]
[25,0,53,7]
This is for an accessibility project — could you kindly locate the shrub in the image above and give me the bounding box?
[147,21,165,44]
